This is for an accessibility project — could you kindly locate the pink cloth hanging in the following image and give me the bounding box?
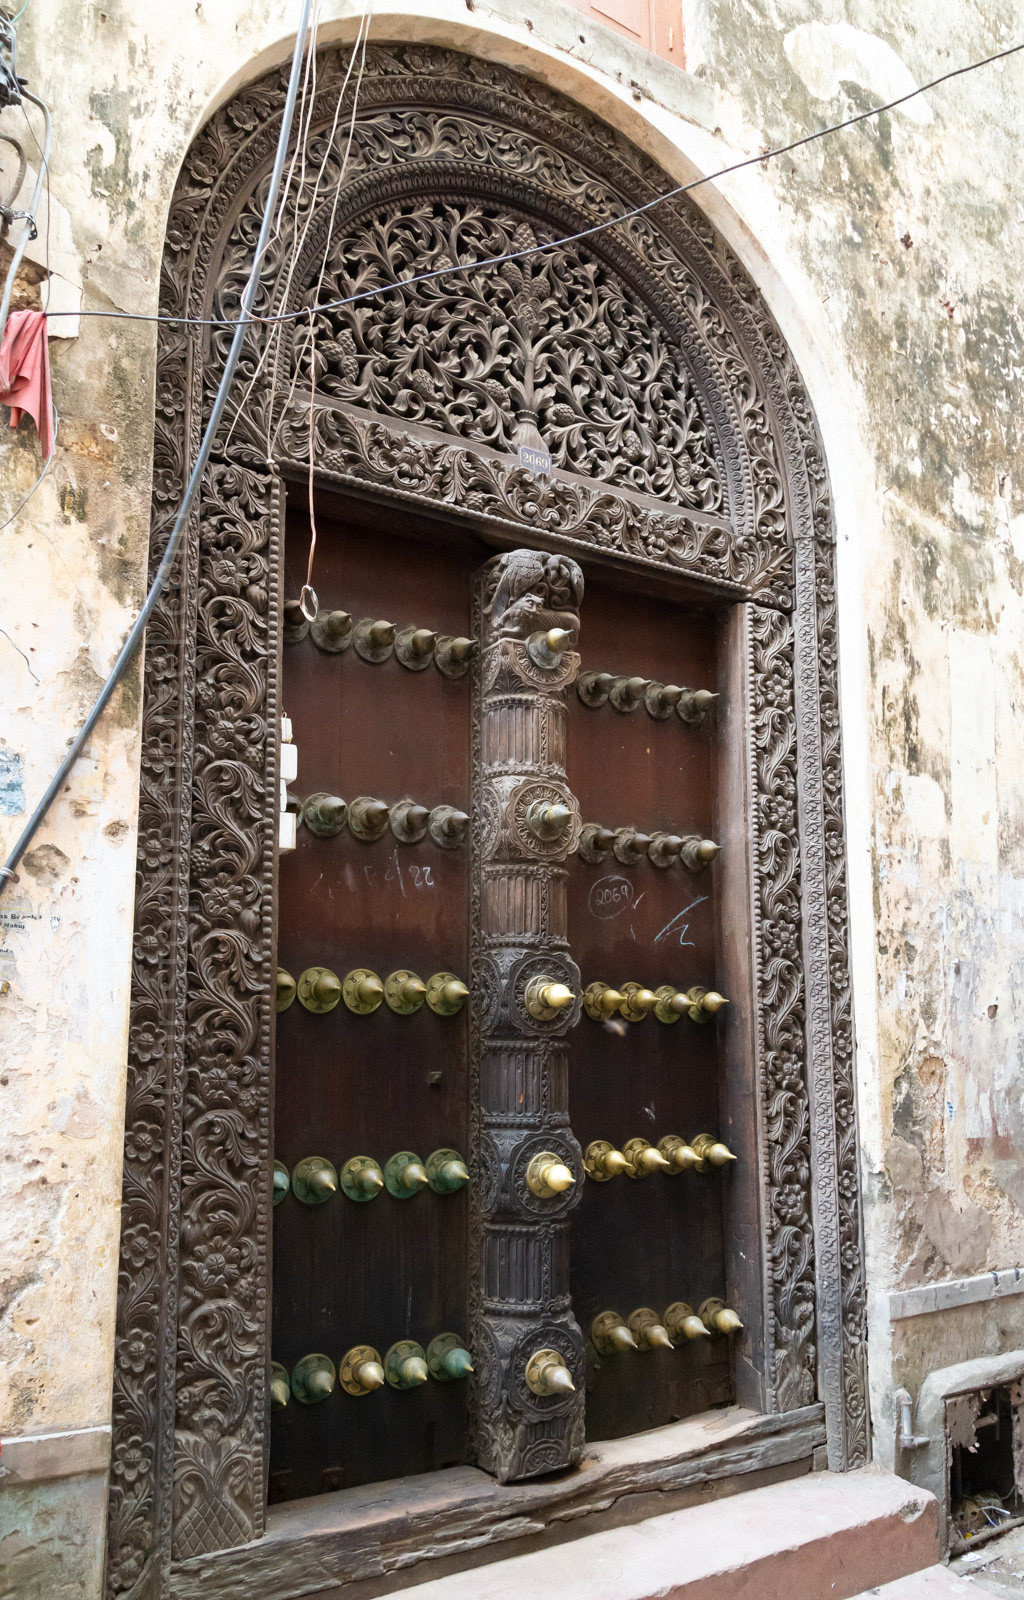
[0,310,53,457]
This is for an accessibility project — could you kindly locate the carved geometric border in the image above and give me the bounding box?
[106,42,867,1600]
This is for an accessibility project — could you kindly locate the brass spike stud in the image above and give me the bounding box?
[613,827,652,867]
[653,985,690,1024]
[390,798,431,844]
[342,968,385,1014]
[283,597,310,644]
[609,675,650,713]
[525,1348,575,1396]
[395,625,438,671]
[691,1133,737,1169]
[384,969,427,1015]
[623,1136,672,1178]
[277,967,297,1012]
[590,1310,639,1355]
[526,1151,576,1198]
[385,1150,430,1199]
[291,1156,339,1206]
[583,981,627,1021]
[353,617,397,662]
[628,1308,674,1351]
[291,1353,336,1404]
[648,833,684,869]
[348,796,391,841]
[578,822,617,864]
[680,835,721,872]
[644,682,684,719]
[618,982,659,1022]
[434,634,477,679]
[301,792,349,837]
[700,1297,744,1336]
[658,1134,701,1173]
[310,608,353,653]
[270,1361,291,1408]
[677,688,719,726]
[583,1139,630,1181]
[340,1344,385,1396]
[426,1148,470,1194]
[429,804,471,849]
[272,1161,291,1206]
[526,627,574,669]
[524,975,576,1020]
[340,1155,385,1202]
[664,1301,711,1343]
[577,670,614,708]
[684,986,729,1024]
[427,1332,474,1382]
[297,966,343,1014]
[526,799,573,842]
[385,1339,429,1390]
[426,972,469,1015]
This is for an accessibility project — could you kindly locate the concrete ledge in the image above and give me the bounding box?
[400,1468,941,1600]
[0,1424,111,1483]
[889,1270,1024,1321]
[853,1567,979,1596]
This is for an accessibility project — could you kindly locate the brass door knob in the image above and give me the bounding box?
[384,970,427,1014]
[628,1308,674,1351]
[340,1155,385,1202]
[385,1151,430,1198]
[609,675,649,713]
[578,823,616,863]
[429,805,470,848]
[526,627,573,668]
[297,966,343,1013]
[654,986,689,1024]
[302,793,348,837]
[426,972,469,1015]
[427,1332,474,1381]
[272,1161,291,1205]
[291,1156,338,1205]
[343,968,385,1014]
[390,799,430,843]
[526,799,573,842]
[622,1137,671,1177]
[613,827,652,866]
[348,796,391,841]
[385,1340,429,1389]
[426,1148,469,1193]
[664,1301,711,1342]
[700,1297,744,1336]
[680,835,721,872]
[310,607,352,653]
[277,967,297,1012]
[691,1133,737,1169]
[583,982,627,1021]
[270,1361,291,1408]
[291,1353,336,1404]
[684,986,728,1023]
[526,1151,575,1197]
[524,976,576,1020]
[340,1345,385,1395]
[618,982,658,1022]
[658,1135,701,1173]
[395,626,437,670]
[677,688,718,725]
[577,670,614,707]
[283,597,310,643]
[644,682,684,718]
[353,617,397,662]
[583,1139,629,1181]
[648,832,684,868]
[590,1311,638,1355]
[434,635,477,679]
[525,1348,575,1396]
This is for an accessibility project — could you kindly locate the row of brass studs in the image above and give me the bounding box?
[590,1299,742,1355]
[584,982,728,1024]
[300,794,470,846]
[277,967,469,1016]
[584,1134,735,1181]
[273,1333,474,1406]
[283,603,478,678]
[274,1149,470,1206]
[577,673,718,723]
[579,825,720,871]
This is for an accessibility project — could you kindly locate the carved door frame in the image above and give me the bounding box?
[106,42,867,1600]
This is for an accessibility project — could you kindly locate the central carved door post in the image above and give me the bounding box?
[471,550,586,1481]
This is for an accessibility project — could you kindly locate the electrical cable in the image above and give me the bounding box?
[0,0,316,895]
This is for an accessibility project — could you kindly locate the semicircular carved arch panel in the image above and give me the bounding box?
[107,41,866,1599]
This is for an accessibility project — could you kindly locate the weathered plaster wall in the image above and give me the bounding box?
[0,0,1020,1592]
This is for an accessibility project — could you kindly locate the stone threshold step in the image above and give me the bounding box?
[852,1567,984,1596]
[402,1466,941,1600]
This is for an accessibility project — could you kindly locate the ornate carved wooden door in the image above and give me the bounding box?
[271,496,742,1498]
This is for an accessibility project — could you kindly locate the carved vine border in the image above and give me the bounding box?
[107,42,867,1600]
